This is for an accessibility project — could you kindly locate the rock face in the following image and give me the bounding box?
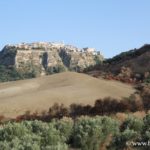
[0,42,103,75]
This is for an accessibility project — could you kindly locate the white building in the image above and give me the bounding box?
[50,42,65,48]
[83,47,96,54]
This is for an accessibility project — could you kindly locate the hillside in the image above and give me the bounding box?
[105,44,150,74]
[0,72,135,117]
[86,44,150,83]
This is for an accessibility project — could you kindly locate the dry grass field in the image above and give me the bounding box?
[0,72,135,117]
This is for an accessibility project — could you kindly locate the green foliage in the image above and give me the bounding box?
[142,114,150,141]
[73,116,119,150]
[0,116,120,150]
[0,65,23,82]
[0,120,68,150]
[0,64,41,82]
[144,76,150,83]
[105,44,149,63]
[18,62,41,78]
[106,49,136,64]
[46,65,67,74]
[52,117,73,142]
[94,55,102,65]
[108,129,138,150]
[2,115,150,150]
[108,116,144,150]
[121,116,144,133]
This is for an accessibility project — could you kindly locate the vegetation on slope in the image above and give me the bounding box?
[0,65,38,82]
[0,71,149,150]
[106,44,150,64]
[84,44,150,84]
[1,114,150,150]
[0,116,119,150]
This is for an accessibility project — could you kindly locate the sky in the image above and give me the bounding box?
[0,0,150,58]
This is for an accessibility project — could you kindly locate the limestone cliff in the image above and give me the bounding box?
[0,42,103,76]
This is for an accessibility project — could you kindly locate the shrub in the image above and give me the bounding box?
[48,103,69,119]
[120,116,144,133]
[109,116,144,150]
[73,116,119,150]
[46,65,67,75]
[108,128,138,150]
[144,76,150,83]
[0,120,68,150]
[52,117,73,143]
[142,113,150,142]
[0,64,40,83]
[3,115,150,150]
[0,65,23,82]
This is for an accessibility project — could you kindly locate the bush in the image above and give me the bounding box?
[52,117,73,143]
[0,65,23,82]
[120,116,144,133]
[0,120,68,150]
[46,65,67,75]
[108,128,138,150]
[142,114,150,141]
[3,115,150,150]
[144,76,150,83]
[109,116,144,150]
[73,116,119,150]
[0,64,39,83]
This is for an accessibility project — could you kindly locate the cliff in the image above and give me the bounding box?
[0,42,103,76]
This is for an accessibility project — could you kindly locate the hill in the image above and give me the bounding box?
[0,72,135,117]
[105,44,150,74]
[86,44,150,83]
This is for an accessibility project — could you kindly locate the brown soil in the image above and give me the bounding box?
[0,72,135,117]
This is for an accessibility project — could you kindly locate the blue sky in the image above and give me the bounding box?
[0,0,150,58]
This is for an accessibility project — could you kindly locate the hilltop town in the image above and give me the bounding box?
[0,42,103,76]
[6,42,101,55]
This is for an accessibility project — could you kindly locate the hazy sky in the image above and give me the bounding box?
[0,0,150,58]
